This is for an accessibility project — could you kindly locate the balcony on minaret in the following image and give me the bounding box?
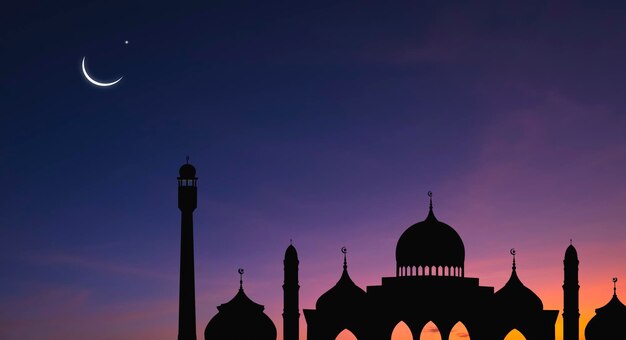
[178,161,197,211]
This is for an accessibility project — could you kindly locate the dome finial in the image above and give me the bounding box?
[238,268,244,290]
[186,155,189,164]
[510,248,516,271]
[341,246,347,271]
[428,191,433,211]
[614,277,618,296]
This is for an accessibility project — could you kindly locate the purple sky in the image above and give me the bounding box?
[2,1,626,339]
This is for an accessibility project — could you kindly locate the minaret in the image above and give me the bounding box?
[563,240,580,340]
[178,157,197,340]
[283,240,300,340]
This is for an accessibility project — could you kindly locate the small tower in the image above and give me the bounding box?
[563,240,580,340]
[283,241,300,340]
[178,157,198,340]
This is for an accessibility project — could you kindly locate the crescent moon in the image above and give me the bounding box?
[510,248,516,256]
[81,56,123,87]
[341,246,347,254]
[614,277,618,283]
[238,268,244,275]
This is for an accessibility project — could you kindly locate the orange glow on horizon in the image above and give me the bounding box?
[391,321,412,339]
[504,329,526,340]
[335,329,357,340]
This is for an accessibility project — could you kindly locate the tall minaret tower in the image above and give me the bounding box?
[177,157,197,340]
[563,240,580,340]
[283,241,300,340]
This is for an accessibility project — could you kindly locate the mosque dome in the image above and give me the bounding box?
[179,159,197,179]
[316,251,366,311]
[585,280,626,339]
[204,284,276,340]
[494,255,543,313]
[395,194,465,276]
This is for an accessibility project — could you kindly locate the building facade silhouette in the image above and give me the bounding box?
[304,196,558,340]
[178,164,626,340]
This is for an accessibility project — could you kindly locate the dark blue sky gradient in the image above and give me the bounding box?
[3,1,626,339]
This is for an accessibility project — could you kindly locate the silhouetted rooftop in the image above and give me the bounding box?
[205,287,277,340]
[585,283,626,339]
[494,259,544,313]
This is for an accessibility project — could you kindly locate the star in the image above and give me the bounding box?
[125,40,129,45]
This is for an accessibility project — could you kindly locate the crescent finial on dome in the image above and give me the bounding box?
[510,248,516,271]
[238,268,245,289]
[428,191,433,210]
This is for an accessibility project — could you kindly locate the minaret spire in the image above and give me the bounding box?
[177,159,198,340]
[283,242,300,340]
[563,241,580,340]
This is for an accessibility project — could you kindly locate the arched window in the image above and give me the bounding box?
[503,329,526,340]
[449,321,470,340]
[391,321,413,340]
[418,266,423,276]
[336,328,358,340]
[418,321,441,340]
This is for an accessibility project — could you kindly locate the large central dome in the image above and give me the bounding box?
[395,197,465,277]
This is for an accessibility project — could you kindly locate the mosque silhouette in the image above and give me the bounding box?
[175,160,626,340]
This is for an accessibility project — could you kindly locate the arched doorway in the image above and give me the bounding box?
[336,329,358,340]
[419,321,442,340]
[391,321,413,340]
[449,321,470,339]
[503,329,526,340]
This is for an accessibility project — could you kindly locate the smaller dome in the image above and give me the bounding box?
[494,263,543,313]
[179,163,196,179]
[565,243,578,260]
[316,258,366,311]
[585,285,626,339]
[205,287,277,340]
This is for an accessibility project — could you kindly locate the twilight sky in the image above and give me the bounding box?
[2,1,626,339]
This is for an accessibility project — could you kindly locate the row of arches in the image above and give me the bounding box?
[397,265,464,277]
[335,321,527,340]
